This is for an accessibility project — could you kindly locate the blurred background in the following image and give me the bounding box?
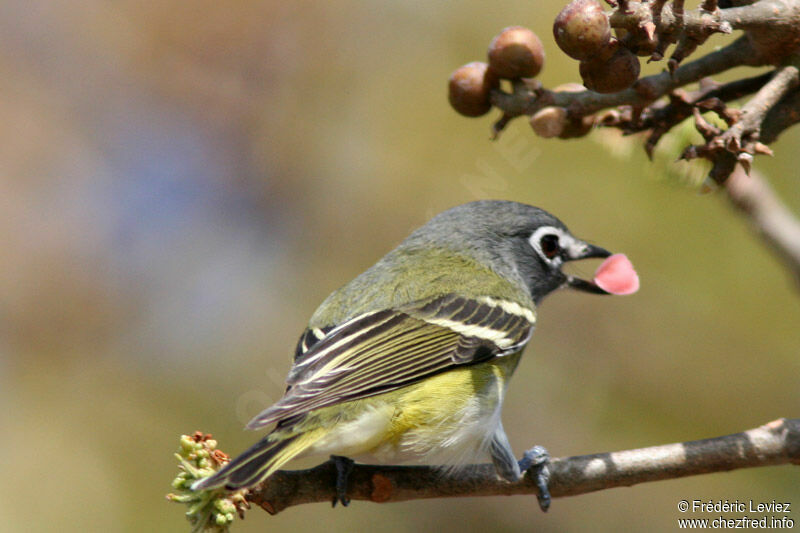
[2,1,798,531]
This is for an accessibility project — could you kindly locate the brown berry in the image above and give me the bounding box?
[530,107,568,138]
[616,27,658,57]
[531,105,594,139]
[548,84,593,138]
[553,0,612,60]
[559,115,595,138]
[448,62,499,117]
[488,26,545,79]
[579,45,640,93]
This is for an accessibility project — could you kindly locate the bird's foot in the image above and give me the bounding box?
[518,445,551,512]
[330,455,355,507]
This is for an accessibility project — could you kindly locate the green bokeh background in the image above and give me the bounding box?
[2,1,798,531]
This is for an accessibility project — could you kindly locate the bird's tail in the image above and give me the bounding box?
[191,429,321,491]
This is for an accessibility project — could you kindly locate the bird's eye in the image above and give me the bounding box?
[540,234,560,259]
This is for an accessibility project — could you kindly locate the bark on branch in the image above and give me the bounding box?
[246,418,800,515]
[725,167,800,284]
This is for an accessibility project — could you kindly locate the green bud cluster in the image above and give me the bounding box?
[166,433,247,533]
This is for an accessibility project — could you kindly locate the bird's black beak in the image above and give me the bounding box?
[563,242,612,295]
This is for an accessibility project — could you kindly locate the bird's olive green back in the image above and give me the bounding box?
[309,246,535,329]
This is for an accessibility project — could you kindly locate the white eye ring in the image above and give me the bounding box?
[529,226,572,266]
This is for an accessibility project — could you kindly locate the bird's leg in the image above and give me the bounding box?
[518,445,551,512]
[330,455,355,507]
[489,423,551,512]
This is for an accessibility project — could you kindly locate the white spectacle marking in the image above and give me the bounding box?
[565,239,590,260]
[311,328,325,339]
[528,225,593,266]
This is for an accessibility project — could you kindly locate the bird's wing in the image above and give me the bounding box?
[246,294,535,429]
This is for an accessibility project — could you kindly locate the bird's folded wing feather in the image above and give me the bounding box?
[246,294,535,429]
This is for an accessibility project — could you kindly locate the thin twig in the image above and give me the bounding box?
[679,63,800,180]
[760,86,800,143]
[620,73,769,156]
[718,63,800,151]
[725,167,800,284]
[246,418,800,515]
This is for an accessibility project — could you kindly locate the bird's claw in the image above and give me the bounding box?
[518,445,551,512]
[330,455,355,507]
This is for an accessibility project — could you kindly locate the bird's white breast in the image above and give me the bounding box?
[300,356,516,468]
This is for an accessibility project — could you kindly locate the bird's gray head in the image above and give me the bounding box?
[403,200,612,303]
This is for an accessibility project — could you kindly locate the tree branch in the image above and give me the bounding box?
[595,72,772,158]
[681,62,798,179]
[246,418,800,515]
[760,83,800,144]
[490,36,758,123]
[725,166,800,284]
[718,62,800,152]
[609,0,798,35]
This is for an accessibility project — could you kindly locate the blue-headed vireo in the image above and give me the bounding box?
[192,200,636,510]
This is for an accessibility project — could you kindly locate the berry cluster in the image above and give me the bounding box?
[448,2,652,139]
[448,0,646,122]
[448,26,544,117]
[555,0,640,94]
[445,0,800,186]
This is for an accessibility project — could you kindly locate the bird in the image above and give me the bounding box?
[192,199,638,510]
